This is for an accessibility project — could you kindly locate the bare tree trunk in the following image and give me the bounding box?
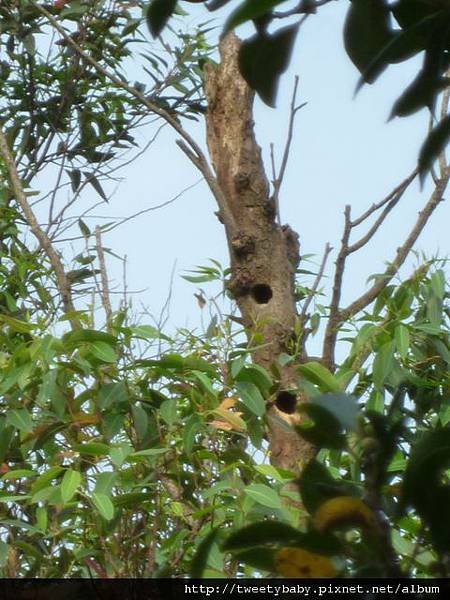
[204,34,314,471]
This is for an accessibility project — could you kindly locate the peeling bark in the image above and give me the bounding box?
[204,34,314,471]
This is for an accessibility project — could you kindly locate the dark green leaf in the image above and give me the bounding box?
[223,521,304,550]
[191,529,220,578]
[299,459,354,513]
[225,0,284,33]
[146,0,177,38]
[239,24,299,107]
[418,114,450,180]
[344,0,394,81]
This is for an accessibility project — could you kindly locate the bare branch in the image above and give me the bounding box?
[340,174,449,322]
[351,170,417,227]
[322,205,352,369]
[348,172,417,254]
[271,76,306,224]
[0,129,79,328]
[95,226,113,330]
[301,242,333,320]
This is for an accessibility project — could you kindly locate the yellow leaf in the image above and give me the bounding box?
[274,547,337,578]
[313,496,377,533]
[212,406,246,431]
[210,420,234,431]
[218,397,237,410]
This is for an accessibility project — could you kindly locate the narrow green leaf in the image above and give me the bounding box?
[244,483,282,509]
[61,469,82,504]
[418,112,450,181]
[92,492,115,521]
[6,409,33,433]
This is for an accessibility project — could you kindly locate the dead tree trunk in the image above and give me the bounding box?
[204,34,314,471]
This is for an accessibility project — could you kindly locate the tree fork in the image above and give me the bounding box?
[204,34,314,471]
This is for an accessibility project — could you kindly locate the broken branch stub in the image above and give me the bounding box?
[204,34,314,471]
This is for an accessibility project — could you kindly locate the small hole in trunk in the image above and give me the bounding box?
[251,284,273,304]
[275,391,297,414]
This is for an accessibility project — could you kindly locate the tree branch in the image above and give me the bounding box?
[322,205,352,369]
[0,129,79,328]
[340,174,448,322]
[31,1,237,236]
[271,76,306,224]
[95,226,113,331]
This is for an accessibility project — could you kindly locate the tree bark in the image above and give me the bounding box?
[204,34,314,472]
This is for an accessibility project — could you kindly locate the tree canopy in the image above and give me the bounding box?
[0,0,448,579]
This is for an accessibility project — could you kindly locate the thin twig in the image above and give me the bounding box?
[351,170,417,227]
[301,242,332,320]
[348,172,417,254]
[95,226,113,330]
[0,129,79,328]
[340,174,448,323]
[271,76,306,224]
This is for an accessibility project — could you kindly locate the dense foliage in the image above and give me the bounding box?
[0,0,448,580]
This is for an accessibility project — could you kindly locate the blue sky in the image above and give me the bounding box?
[60,1,449,345]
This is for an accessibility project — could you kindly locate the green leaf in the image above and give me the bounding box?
[88,341,117,363]
[109,444,132,467]
[94,472,117,496]
[0,541,7,568]
[85,173,108,201]
[146,0,177,38]
[78,218,90,239]
[344,0,394,81]
[61,469,82,504]
[97,382,129,409]
[244,483,282,509]
[235,364,273,394]
[395,324,410,360]
[419,114,450,181]
[390,70,449,118]
[68,169,82,193]
[299,459,354,513]
[35,507,47,533]
[73,442,109,456]
[6,409,33,433]
[92,492,115,521]
[183,414,202,455]
[236,381,265,417]
[233,547,275,573]
[191,529,220,578]
[225,0,284,32]
[160,398,177,426]
[63,329,117,349]
[129,448,168,458]
[402,427,450,552]
[311,393,359,431]
[297,403,346,450]
[30,466,64,496]
[372,340,395,390]
[297,362,341,393]
[239,24,299,107]
[223,521,303,550]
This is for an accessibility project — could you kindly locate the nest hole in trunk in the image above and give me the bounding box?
[251,283,273,304]
[275,391,297,414]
